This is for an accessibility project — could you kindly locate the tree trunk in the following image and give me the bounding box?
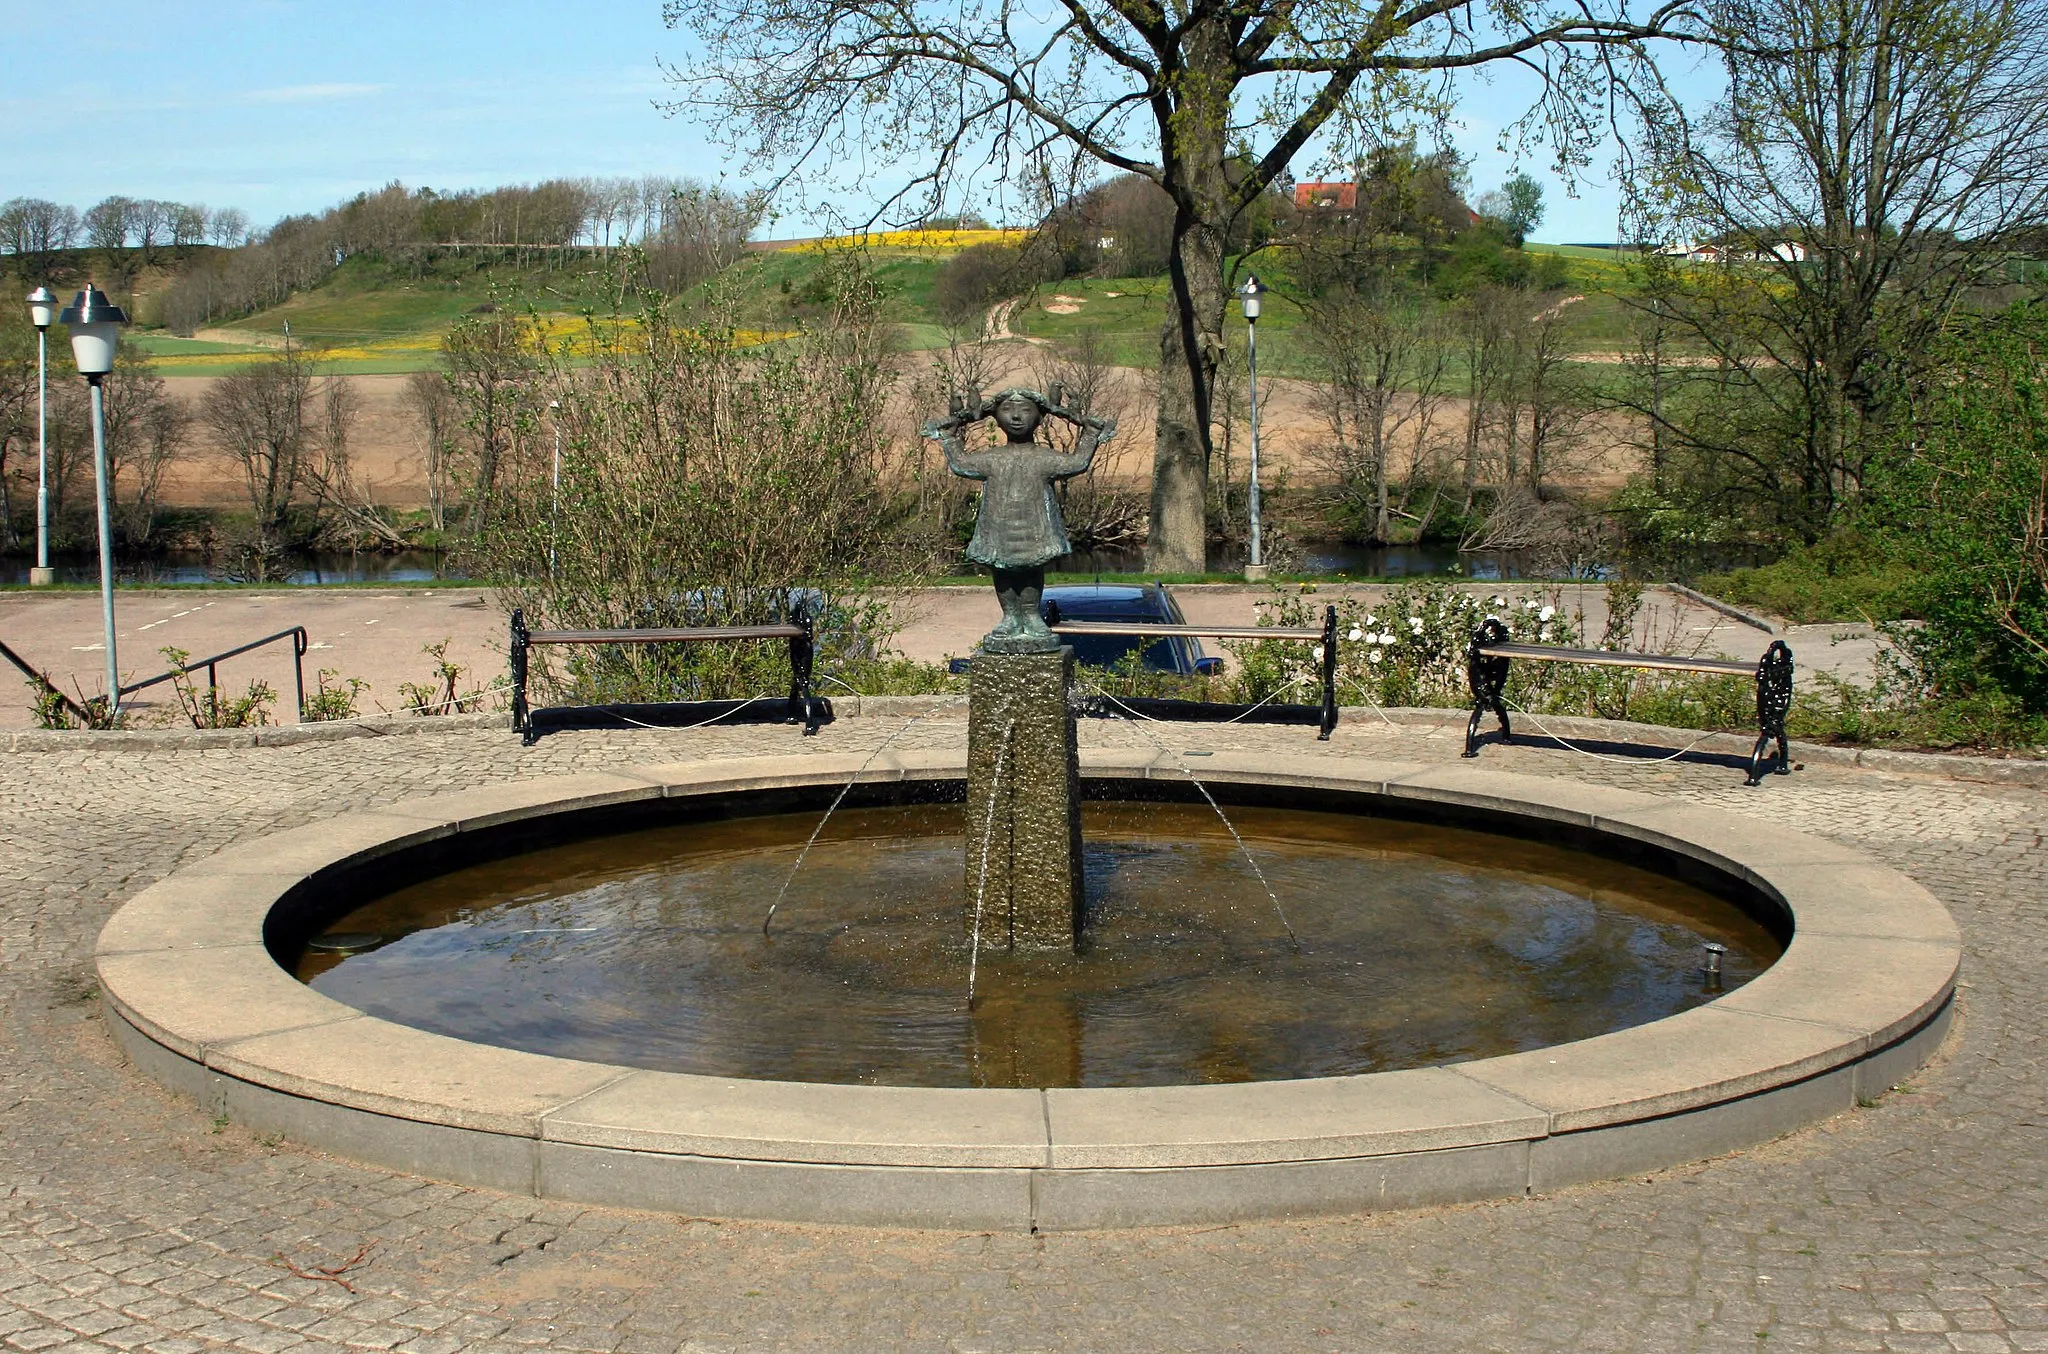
[1149,204,1225,573]
[1146,24,1232,576]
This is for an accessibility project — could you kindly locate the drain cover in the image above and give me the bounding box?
[306,932,384,954]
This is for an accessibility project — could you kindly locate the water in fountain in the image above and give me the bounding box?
[761,698,968,936]
[299,798,1779,1088]
[1072,679,1301,951]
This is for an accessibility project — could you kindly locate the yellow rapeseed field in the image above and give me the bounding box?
[142,315,800,370]
[792,227,1029,252]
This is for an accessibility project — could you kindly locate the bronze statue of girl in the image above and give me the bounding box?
[924,387,1117,652]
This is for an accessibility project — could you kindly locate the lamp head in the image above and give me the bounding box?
[59,285,130,379]
[1239,274,1264,322]
[27,286,59,331]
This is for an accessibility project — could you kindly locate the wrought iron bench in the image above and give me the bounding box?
[1463,616,1795,786]
[1054,605,1342,739]
[510,606,829,745]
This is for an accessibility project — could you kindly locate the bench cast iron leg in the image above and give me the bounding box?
[1463,619,1512,758]
[1318,605,1339,740]
[510,609,535,745]
[1745,640,1795,786]
[789,604,820,736]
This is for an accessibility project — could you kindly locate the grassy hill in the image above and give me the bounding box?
[115,234,1649,380]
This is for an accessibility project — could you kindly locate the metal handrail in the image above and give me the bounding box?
[0,637,92,723]
[119,626,309,721]
[510,607,823,744]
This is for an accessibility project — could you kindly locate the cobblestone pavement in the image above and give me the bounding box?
[0,714,2042,1353]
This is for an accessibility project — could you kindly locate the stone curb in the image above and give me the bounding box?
[97,752,1959,1231]
[3,711,513,751]
[1665,582,1781,634]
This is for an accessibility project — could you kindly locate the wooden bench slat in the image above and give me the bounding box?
[1478,642,1757,676]
[1052,623,1324,641]
[528,625,806,645]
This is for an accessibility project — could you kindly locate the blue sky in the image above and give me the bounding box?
[0,0,1673,244]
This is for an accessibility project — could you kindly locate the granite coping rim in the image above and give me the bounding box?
[95,752,1959,1183]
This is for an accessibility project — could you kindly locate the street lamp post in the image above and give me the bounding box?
[1239,274,1267,581]
[26,287,57,587]
[59,285,129,716]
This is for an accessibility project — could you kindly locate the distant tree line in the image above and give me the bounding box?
[0,194,251,277]
[0,177,764,337]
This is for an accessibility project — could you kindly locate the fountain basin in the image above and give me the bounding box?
[95,750,1960,1230]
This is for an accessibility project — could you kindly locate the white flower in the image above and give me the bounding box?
[1347,627,1364,642]
[1409,616,1425,632]
[1369,649,1384,664]
[1491,595,1506,607]
[1379,632,1398,646]
[1312,646,1325,662]
[1540,605,1555,622]
[1365,614,1378,625]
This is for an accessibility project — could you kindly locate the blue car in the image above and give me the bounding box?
[951,584,1223,675]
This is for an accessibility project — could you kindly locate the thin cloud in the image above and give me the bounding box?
[241,83,389,105]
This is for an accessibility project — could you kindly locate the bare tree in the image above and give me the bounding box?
[403,370,462,532]
[642,182,767,292]
[208,208,251,249]
[441,309,540,531]
[1518,297,1589,498]
[668,0,1701,571]
[205,349,314,558]
[302,375,407,547]
[170,204,210,252]
[1032,331,1144,550]
[83,196,137,271]
[1451,288,1516,508]
[131,200,175,266]
[1306,284,1448,542]
[0,319,36,549]
[96,349,190,544]
[1626,0,2048,539]
[0,198,80,266]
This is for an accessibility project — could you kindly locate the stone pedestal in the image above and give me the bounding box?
[27,567,55,587]
[965,648,1083,951]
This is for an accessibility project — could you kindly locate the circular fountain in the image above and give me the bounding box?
[95,398,1956,1226]
[98,747,1958,1230]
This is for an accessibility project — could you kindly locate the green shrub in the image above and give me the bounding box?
[1872,303,2048,712]
[304,669,370,722]
[158,646,275,729]
[1694,532,1915,625]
